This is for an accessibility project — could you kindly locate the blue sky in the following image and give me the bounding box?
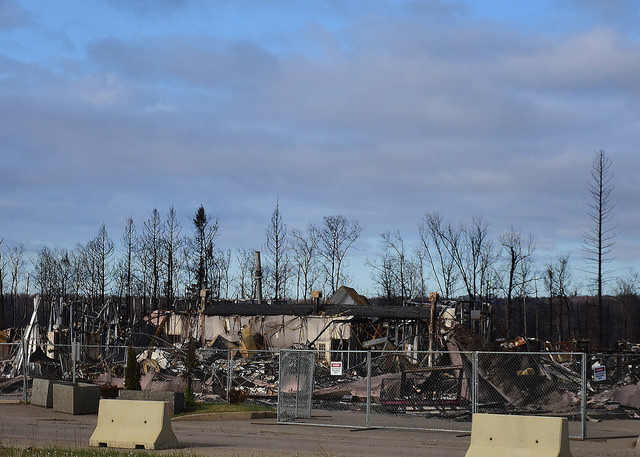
[2,0,640,296]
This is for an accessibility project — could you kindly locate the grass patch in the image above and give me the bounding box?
[0,447,202,457]
[175,401,275,417]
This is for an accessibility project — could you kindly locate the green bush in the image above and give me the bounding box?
[124,345,141,390]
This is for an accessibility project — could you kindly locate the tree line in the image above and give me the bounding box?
[0,204,364,329]
[0,151,636,348]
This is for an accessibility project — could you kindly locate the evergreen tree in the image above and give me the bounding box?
[124,345,141,390]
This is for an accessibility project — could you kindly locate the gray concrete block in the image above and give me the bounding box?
[53,382,100,415]
[31,378,56,408]
[118,390,185,415]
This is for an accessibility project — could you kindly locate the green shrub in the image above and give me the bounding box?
[124,345,141,390]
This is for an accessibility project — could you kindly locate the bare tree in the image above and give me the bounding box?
[142,209,164,311]
[404,250,427,301]
[0,238,5,329]
[290,224,320,301]
[382,231,408,302]
[233,248,256,299]
[369,231,413,304]
[85,224,114,307]
[33,246,58,321]
[72,243,90,300]
[583,150,616,347]
[120,217,137,323]
[56,249,74,303]
[499,227,534,338]
[412,246,429,301]
[265,200,288,301]
[554,255,572,342]
[418,213,459,299]
[544,255,572,343]
[319,215,363,295]
[8,244,26,326]
[212,248,232,299]
[368,250,397,304]
[462,217,495,302]
[516,245,537,339]
[615,271,639,341]
[164,207,182,309]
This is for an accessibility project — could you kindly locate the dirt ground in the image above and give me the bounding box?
[0,401,638,457]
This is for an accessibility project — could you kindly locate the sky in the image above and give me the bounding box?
[1,0,640,297]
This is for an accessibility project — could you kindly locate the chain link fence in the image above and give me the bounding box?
[2,341,640,439]
[278,349,589,438]
[0,342,282,405]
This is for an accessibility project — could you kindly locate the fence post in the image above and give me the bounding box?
[72,338,78,383]
[366,349,371,429]
[581,352,587,440]
[472,351,478,415]
[226,349,233,401]
[21,333,27,402]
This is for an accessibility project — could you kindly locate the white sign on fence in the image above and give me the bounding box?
[593,365,606,382]
[330,361,343,376]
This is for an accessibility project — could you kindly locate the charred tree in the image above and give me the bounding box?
[583,150,616,348]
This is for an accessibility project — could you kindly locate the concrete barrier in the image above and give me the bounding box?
[31,378,57,408]
[117,390,184,415]
[89,399,178,449]
[465,413,573,457]
[52,382,100,415]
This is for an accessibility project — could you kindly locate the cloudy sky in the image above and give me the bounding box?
[1,0,639,296]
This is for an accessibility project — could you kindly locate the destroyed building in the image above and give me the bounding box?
[159,286,491,358]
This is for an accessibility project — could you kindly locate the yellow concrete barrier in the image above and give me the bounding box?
[89,399,178,450]
[465,413,573,457]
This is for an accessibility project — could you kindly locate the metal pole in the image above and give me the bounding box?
[227,350,233,401]
[72,338,77,383]
[581,352,587,440]
[70,301,76,383]
[366,350,371,429]
[472,351,478,415]
[22,332,27,402]
[295,352,301,416]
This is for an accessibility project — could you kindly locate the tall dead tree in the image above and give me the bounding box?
[0,238,4,329]
[164,207,182,309]
[544,255,572,343]
[120,217,136,324]
[583,150,616,348]
[233,248,256,300]
[319,215,363,295]
[381,231,408,302]
[291,224,320,301]
[418,212,459,299]
[86,224,114,308]
[8,244,26,326]
[142,209,164,312]
[615,271,640,341]
[265,200,288,301]
[499,227,534,339]
[369,230,422,304]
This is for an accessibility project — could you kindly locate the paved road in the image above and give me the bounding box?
[0,402,638,456]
